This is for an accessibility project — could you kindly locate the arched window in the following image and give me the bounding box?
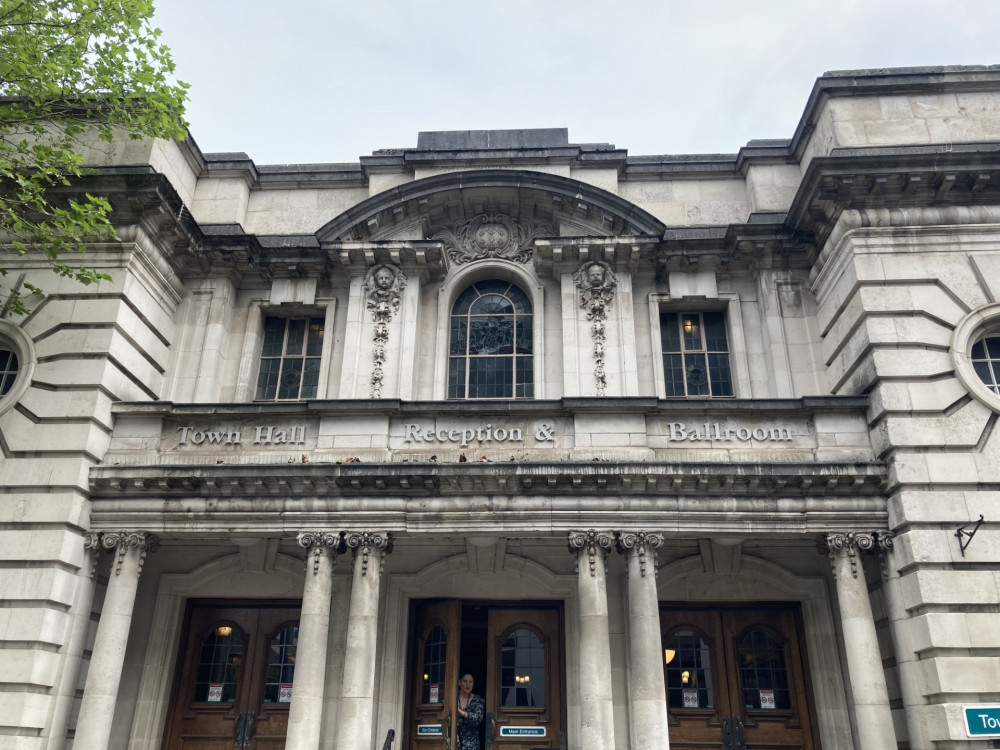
[500,628,545,707]
[193,623,244,703]
[663,629,716,709]
[738,629,791,710]
[448,280,533,399]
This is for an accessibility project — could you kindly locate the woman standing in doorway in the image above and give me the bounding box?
[456,673,485,750]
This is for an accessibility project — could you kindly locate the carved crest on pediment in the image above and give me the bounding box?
[430,213,552,264]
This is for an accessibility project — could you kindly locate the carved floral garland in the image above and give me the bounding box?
[574,261,617,396]
[364,265,406,399]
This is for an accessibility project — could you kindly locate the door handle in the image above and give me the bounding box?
[732,715,745,750]
[722,714,735,750]
[444,710,452,750]
[243,711,256,746]
[233,709,256,747]
[485,712,495,750]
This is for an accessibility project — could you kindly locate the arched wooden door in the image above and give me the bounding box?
[163,600,300,750]
[408,601,564,749]
[660,604,819,750]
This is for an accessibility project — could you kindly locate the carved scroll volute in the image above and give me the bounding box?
[818,530,893,579]
[616,531,664,577]
[297,531,342,575]
[568,530,614,577]
[363,264,406,399]
[574,261,617,396]
[92,531,160,577]
[344,531,393,576]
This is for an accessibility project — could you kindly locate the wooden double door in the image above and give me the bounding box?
[408,600,565,750]
[163,601,301,749]
[660,604,819,750]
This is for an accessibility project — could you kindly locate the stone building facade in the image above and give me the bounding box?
[1,66,999,750]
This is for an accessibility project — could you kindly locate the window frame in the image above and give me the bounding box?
[952,303,1000,413]
[237,302,336,403]
[0,320,35,417]
[434,264,544,400]
[648,293,749,400]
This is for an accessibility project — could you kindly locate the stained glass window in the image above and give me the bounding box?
[255,317,324,400]
[448,281,533,399]
[661,311,733,398]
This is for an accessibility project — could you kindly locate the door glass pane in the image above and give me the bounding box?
[664,629,715,709]
[738,630,791,710]
[263,626,298,703]
[193,624,244,703]
[422,625,447,704]
[500,628,545,708]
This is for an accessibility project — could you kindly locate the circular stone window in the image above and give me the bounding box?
[952,303,1000,411]
[0,320,34,416]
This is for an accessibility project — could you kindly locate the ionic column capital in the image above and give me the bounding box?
[615,530,664,577]
[86,530,159,577]
[818,530,893,579]
[568,530,614,577]
[344,531,393,576]
[297,531,343,575]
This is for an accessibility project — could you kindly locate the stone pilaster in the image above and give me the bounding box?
[285,531,341,750]
[819,531,897,749]
[74,531,158,750]
[568,530,616,750]
[334,531,393,750]
[617,531,669,750]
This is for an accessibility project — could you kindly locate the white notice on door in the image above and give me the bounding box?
[759,689,776,709]
[207,684,223,702]
[682,689,699,708]
[279,684,293,703]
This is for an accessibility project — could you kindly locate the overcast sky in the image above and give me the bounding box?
[152,0,999,165]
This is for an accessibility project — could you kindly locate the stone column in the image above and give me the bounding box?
[568,530,616,750]
[334,531,393,750]
[74,531,158,750]
[46,536,99,750]
[285,531,341,750]
[617,531,670,750]
[819,532,897,749]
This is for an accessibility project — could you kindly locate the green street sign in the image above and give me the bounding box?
[417,724,442,736]
[964,706,1000,737]
[500,726,546,737]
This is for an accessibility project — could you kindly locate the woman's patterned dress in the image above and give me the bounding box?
[456,693,485,750]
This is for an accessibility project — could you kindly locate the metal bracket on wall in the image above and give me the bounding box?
[955,515,985,556]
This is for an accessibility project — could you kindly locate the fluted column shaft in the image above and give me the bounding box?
[74,532,158,750]
[569,530,616,750]
[285,531,340,750]
[334,531,392,750]
[821,532,897,749]
[618,531,669,750]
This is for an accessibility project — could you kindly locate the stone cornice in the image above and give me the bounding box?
[90,460,887,499]
[108,395,871,418]
[788,142,1000,268]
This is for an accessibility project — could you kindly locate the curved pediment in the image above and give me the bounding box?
[314,169,666,245]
